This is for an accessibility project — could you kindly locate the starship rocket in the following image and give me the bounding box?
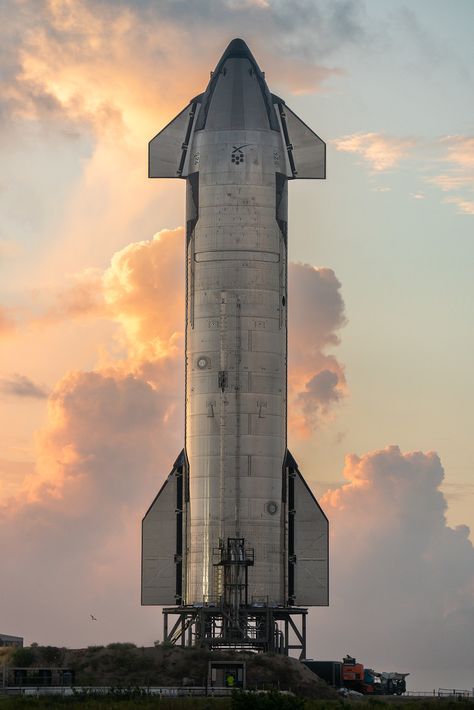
[142,39,328,629]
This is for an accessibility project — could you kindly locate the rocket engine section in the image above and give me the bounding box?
[142,39,328,632]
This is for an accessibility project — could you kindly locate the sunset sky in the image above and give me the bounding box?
[1,0,473,691]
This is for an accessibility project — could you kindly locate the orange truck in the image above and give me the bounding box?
[342,655,409,695]
[303,656,409,695]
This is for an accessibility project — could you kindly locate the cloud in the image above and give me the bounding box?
[0,228,185,639]
[427,136,474,215]
[296,369,342,423]
[25,269,106,327]
[444,196,474,215]
[0,222,348,644]
[333,132,416,171]
[332,132,474,215]
[0,0,358,145]
[428,174,473,192]
[0,374,49,399]
[0,364,181,645]
[0,0,347,642]
[315,446,474,685]
[441,135,474,168]
[288,263,346,436]
[103,228,184,361]
[0,306,15,336]
[0,458,34,499]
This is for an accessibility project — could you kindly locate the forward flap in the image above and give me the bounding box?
[275,101,326,179]
[149,101,201,178]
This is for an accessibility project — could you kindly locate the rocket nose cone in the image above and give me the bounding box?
[222,38,252,59]
[197,38,278,131]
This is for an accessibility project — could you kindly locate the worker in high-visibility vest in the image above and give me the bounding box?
[226,673,235,687]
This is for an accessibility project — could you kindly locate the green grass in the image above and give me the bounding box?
[0,698,230,709]
[0,696,473,710]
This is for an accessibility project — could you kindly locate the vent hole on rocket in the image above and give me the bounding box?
[282,296,286,307]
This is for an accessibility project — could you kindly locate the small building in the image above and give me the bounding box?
[208,660,246,690]
[0,634,23,648]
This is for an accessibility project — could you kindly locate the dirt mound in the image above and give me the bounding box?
[5,644,336,698]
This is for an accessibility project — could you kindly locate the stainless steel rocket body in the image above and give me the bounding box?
[142,39,328,613]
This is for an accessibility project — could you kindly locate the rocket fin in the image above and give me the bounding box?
[141,451,185,605]
[285,450,329,606]
[149,99,201,178]
[274,99,326,179]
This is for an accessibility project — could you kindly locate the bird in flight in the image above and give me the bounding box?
[90,614,97,621]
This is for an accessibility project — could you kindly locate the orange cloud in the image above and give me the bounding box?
[444,196,474,215]
[315,446,474,684]
[3,232,347,507]
[427,136,474,215]
[333,132,416,171]
[13,1,204,140]
[288,263,346,437]
[441,135,474,168]
[103,228,184,361]
[428,174,473,192]
[0,306,15,336]
[0,375,49,400]
[0,0,350,626]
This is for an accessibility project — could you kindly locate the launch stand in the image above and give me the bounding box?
[162,538,308,658]
[162,604,307,657]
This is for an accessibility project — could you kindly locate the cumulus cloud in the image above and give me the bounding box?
[333,132,416,171]
[0,225,186,643]
[296,369,342,420]
[0,365,182,645]
[314,446,474,686]
[288,263,346,436]
[103,228,184,360]
[0,222,347,644]
[0,374,49,400]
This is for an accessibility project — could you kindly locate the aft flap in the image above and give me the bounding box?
[285,450,329,606]
[293,468,329,605]
[141,451,185,605]
[149,101,200,178]
[275,102,326,179]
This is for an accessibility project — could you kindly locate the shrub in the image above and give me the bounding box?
[10,647,36,667]
[107,642,137,650]
[40,645,63,664]
[232,689,305,710]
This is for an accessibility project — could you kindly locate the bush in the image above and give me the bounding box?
[39,645,63,664]
[10,647,36,667]
[107,642,137,650]
[155,640,175,649]
[232,689,305,710]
